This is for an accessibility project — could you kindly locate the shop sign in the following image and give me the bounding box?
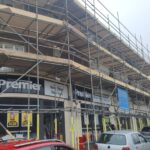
[0,79,41,91]
[44,80,68,99]
[7,111,19,127]
[73,85,92,101]
[21,111,32,127]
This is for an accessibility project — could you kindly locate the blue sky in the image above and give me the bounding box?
[99,0,150,47]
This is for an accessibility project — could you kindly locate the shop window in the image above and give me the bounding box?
[136,118,140,131]
[120,117,130,129]
[105,117,111,131]
[127,118,131,129]
[142,118,148,126]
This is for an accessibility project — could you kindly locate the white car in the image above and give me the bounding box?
[94,130,150,150]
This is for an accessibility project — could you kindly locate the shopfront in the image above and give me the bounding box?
[0,75,67,140]
[43,100,65,140]
[80,104,110,141]
[72,85,92,101]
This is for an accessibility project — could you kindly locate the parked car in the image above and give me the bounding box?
[0,139,74,150]
[141,126,150,142]
[94,130,150,150]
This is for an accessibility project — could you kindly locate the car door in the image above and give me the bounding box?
[138,134,150,150]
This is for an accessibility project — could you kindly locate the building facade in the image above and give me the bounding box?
[0,0,150,147]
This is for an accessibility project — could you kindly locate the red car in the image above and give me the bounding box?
[0,139,74,150]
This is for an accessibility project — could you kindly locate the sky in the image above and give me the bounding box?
[98,0,150,48]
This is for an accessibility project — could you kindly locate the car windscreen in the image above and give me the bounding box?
[98,133,126,145]
[142,127,150,132]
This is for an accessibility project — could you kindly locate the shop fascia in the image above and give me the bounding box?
[0,79,41,91]
[74,88,91,99]
[44,80,68,99]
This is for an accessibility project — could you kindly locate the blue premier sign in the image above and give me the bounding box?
[117,88,129,110]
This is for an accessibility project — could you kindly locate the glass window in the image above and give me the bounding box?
[4,43,13,50]
[15,45,25,52]
[98,133,126,145]
[0,43,3,48]
[0,43,25,51]
[54,146,73,150]
[33,146,51,150]
[142,126,150,132]
[132,134,141,144]
[138,134,147,143]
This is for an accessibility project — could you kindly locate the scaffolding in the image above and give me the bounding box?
[0,0,150,148]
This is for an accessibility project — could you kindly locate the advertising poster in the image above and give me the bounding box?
[21,111,32,127]
[7,111,19,127]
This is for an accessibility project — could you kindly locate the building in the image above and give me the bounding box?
[0,0,150,147]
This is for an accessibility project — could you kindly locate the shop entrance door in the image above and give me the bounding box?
[44,112,65,140]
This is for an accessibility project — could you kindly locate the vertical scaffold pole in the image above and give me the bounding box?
[36,0,40,140]
[93,0,99,141]
[54,117,58,138]
[139,118,142,130]
[132,117,137,131]
[147,118,150,126]
[27,77,30,140]
[125,118,128,130]
[76,110,79,150]
[148,119,150,126]
[54,83,57,138]
[71,111,75,148]
[130,117,134,130]
[94,112,98,141]
[102,116,106,132]
[85,1,94,149]
[27,112,30,140]
[86,113,90,150]
[36,113,40,139]
[65,0,74,146]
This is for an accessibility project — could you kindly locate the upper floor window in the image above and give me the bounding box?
[0,42,25,52]
[0,67,14,73]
